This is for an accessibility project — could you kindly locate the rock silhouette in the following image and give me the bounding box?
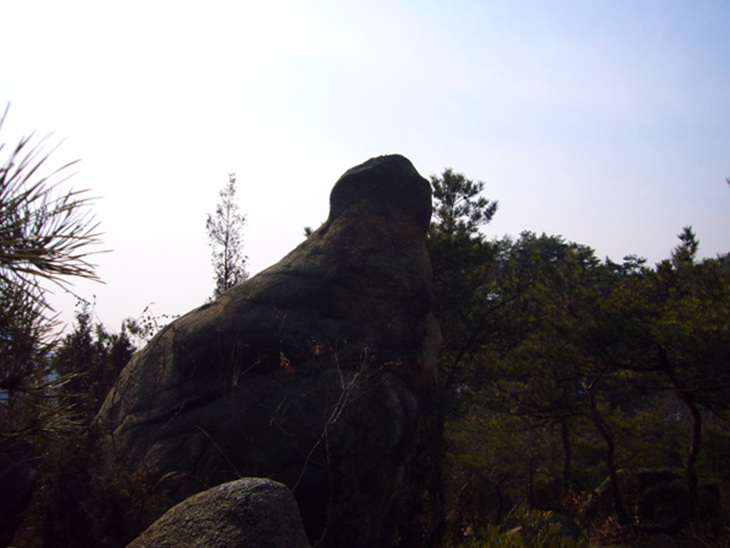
[94,154,441,547]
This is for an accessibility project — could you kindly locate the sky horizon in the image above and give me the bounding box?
[1,1,728,333]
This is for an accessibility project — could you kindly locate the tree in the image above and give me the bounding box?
[0,282,73,442]
[52,300,135,420]
[424,168,506,543]
[642,227,730,513]
[427,168,499,390]
[0,106,103,442]
[481,235,636,519]
[206,173,248,298]
[0,105,102,308]
[430,168,498,239]
[447,231,667,529]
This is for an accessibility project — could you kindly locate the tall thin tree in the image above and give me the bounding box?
[206,173,248,298]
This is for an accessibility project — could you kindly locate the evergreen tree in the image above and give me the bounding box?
[52,300,135,420]
[430,168,497,238]
[642,227,730,513]
[427,168,499,390]
[0,281,64,442]
[0,106,102,443]
[206,173,248,298]
[0,106,102,309]
[481,234,638,521]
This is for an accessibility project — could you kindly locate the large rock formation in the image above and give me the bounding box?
[94,154,442,547]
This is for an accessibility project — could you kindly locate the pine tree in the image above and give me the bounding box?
[427,168,499,390]
[0,105,103,442]
[0,105,102,308]
[206,173,248,298]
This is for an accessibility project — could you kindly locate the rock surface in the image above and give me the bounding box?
[127,478,310,548]
[94,154,442,547]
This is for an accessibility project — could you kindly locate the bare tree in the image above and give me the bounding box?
[206,173,248,298]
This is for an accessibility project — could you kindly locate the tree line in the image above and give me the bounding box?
[429,169,730,544]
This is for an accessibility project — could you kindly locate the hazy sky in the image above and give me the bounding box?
[1,1,729,331]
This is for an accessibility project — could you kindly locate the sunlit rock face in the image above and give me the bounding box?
[94,154,441,547]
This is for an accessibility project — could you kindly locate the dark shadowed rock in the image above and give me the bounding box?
[94,154,442,547]
[636,478,691,529]
[127,478,310,548]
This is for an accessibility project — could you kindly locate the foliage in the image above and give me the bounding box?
[427,168,499,391]
[639,226,730,510]
[442,505,592,548]
[426,167,501,542]
[430,168,498,238]
[206,173,248,298]
[15,433,169,547]
[444,407,566,535]
[0,107,103,445]
[0,105,103,309]
[122,302,177,347]
[3,295,137,545]
[0,281,73,443]
[440,221,730,541]
[52,299,135,420]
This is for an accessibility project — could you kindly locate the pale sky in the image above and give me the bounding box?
[1,1,729,332]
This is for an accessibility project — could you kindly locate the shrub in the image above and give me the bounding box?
[442,505,593,548]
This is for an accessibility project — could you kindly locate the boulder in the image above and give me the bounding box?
[635,478,691,530]
[127,478,310,548]
[94,154,442,547]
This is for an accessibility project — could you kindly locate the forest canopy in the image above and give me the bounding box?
[428,169,730,544]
